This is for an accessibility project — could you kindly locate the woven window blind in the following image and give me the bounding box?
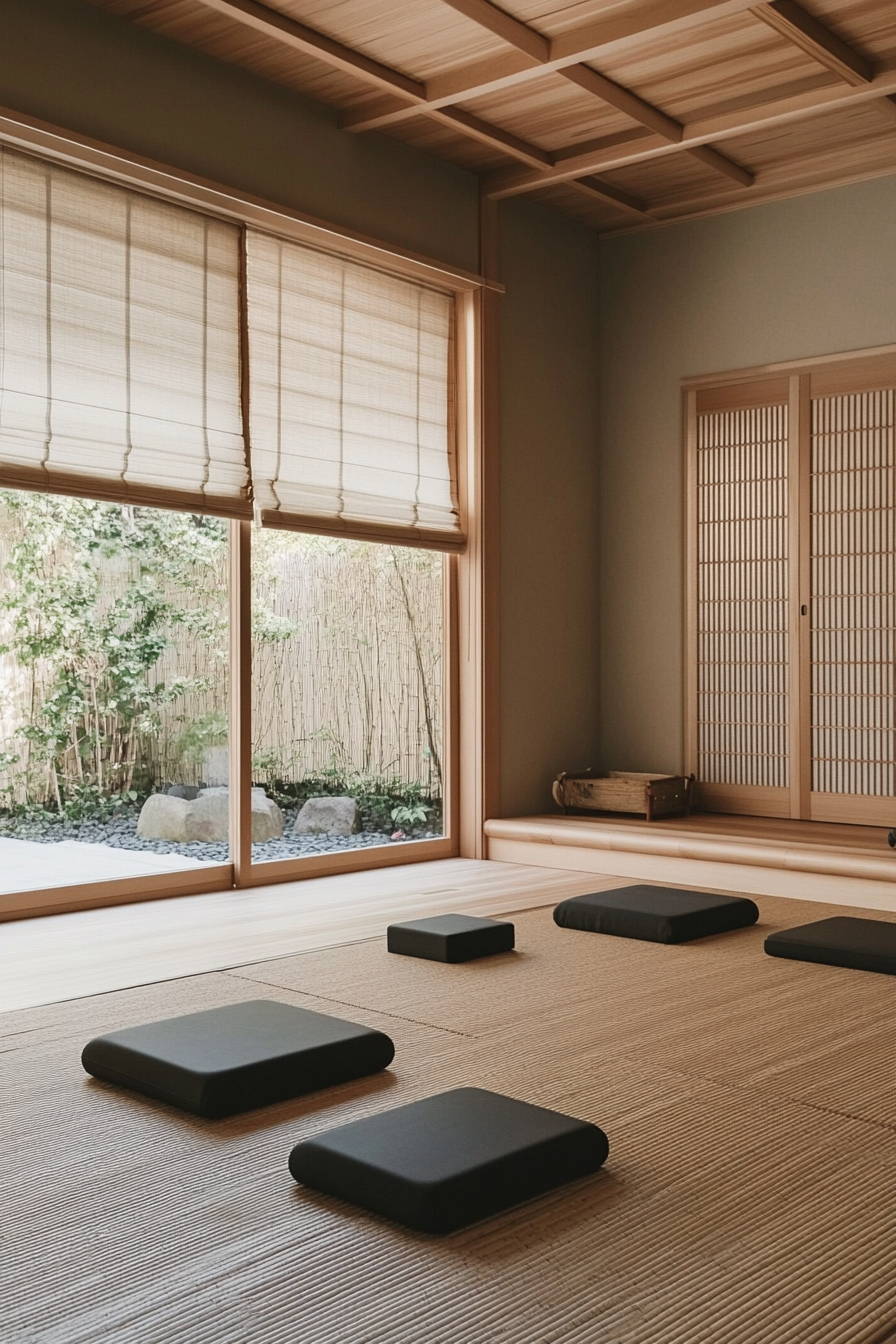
[246,231,461,550]
[0,148,250,517]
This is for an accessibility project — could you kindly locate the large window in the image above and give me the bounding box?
[0,143,472,916]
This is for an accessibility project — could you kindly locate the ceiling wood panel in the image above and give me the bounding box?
[82,0,896,232]
[268,0,508,78]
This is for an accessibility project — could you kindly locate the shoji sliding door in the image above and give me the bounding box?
[686,378,795,817]
[686,349,896,825]
[809,376,895,824]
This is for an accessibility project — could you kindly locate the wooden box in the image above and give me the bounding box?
[553,771,694,822]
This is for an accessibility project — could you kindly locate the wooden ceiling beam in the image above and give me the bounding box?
[433,106,552,168]
[603,133,896,231]
[437,0,550,63]
[191,0,873,201]
[193,0,426,99]
[560,64,752,186]
[751,1,873,86]
[559,64,683,143]
[427,1,752,188]
[193,0,746,189]
[194,0,553,168]
[341,0,761,132]
[686,144,754,186]
[569,177,653,218]
[484,59,896,197]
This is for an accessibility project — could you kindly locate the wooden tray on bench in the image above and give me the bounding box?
[553,771,694,822]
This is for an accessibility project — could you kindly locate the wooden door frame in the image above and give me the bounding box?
[684,343,896,825]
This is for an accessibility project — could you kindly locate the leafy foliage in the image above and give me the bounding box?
[0,492,227,815]
[257,761,440,835]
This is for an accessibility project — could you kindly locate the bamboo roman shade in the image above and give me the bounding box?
[0,148,250,516]
[245,231,461,550]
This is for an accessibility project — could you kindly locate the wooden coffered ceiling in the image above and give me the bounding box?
[86,0,896,233]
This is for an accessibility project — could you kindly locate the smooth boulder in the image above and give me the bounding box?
[137,788,284,843]
[189,788,284,843]
[137,792,190,843]
[294,796,360,836]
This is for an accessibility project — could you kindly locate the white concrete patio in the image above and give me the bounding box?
[0,836,218,896]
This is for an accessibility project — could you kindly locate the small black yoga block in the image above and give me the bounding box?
[764,916,896,975]
[386,913,515,962]
[289,1086,609,1234]
[82,999,395,1118]
[553,885,759,944]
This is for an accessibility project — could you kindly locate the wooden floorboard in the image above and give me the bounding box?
[0,858,626,1013]
[3,894,894,1344]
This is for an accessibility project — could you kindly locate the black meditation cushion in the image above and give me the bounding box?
[82,999,395,1118]
[553,884,759,944]
[289,1086,608,1234]
[764,916,896,975]
[387,913,515,962]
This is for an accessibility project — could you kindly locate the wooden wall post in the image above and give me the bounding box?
[230,519,253,883]
[458,193,500,857]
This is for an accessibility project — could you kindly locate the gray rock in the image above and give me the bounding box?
[189,788,285,843]
[294,796,360,836]
[167,784,201,801]
[185,790,229,842]
[201,746,229,787]
[246,793,286,843]
[137,793,190,843]
[137,788,284,843]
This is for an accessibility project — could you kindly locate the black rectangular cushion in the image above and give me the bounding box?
[82,999,395,1118]
[764,916,896,975]
[387,913,515,962]
[289,1086,608,1234]
[553,885,759,944]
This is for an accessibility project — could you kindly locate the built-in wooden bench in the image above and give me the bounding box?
[485,813,896,898]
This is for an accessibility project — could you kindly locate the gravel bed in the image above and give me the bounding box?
[0,806,440,863]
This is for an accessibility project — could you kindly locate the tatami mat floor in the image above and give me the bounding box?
[4,892,895,1344]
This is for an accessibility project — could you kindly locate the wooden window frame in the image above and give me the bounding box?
[684,343,896,824]
[0,111,494,921]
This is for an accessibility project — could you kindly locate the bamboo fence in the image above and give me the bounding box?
[0,537,443,806]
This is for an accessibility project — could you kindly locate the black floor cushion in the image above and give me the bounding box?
[765,916,896,975]
[82,999,395,1118]
[553,885,759,944]
[387,913,515,962]
[289,1086,608,1233]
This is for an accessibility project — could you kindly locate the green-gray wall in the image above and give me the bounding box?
[598,174,896,774]
[0,0,603,820]
[498,199,602,815]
